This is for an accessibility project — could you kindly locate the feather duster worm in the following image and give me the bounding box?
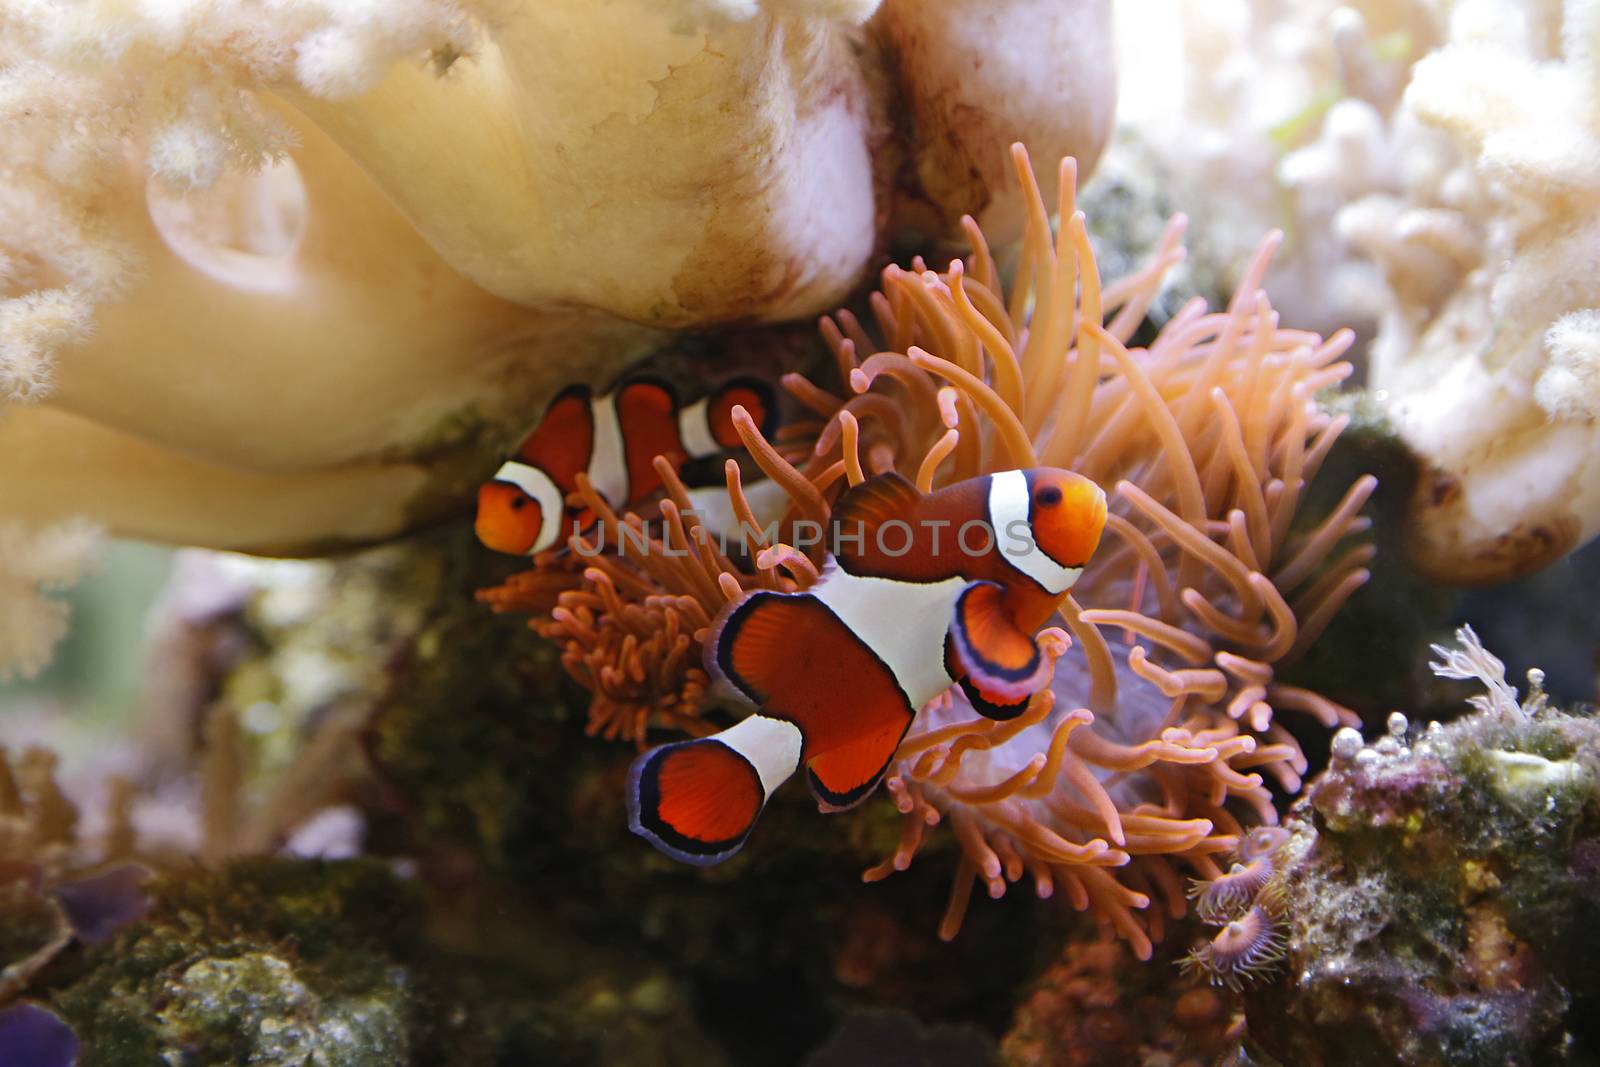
[481,145,1375,956]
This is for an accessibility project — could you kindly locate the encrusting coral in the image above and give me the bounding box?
[483,144,1377,957]
[0,0,1115,555]
[1244,627,1600,1066]
[1000,935,1241,1067]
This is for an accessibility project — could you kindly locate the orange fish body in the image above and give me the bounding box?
[628,468,1108,865]
[474,378,774,557]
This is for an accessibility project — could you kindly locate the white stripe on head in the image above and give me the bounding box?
[678,397,720,459]
[588,393,630,507]
[715,714,803,797]
[987,470,1082,595]
[492,460,567,554]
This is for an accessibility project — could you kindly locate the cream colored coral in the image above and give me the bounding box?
[1108,0,1441,335]
[0,519,101,681]
[1349,0,1600,582]
[0,0,1115,554]
[1535,311,1600,420]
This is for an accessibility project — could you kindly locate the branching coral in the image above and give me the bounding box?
[0,0,1114,555]
[0,519,100,681]
[483,145,1375,957]
[1111,0,1600,584]
[1342,0,1600,582]
[1108,0,1442,336]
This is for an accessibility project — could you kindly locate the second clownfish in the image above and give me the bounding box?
[627,467,1108,866]
[475,378,776,557]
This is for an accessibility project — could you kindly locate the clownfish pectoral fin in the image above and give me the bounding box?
[709,590,828,706]
[828,472,922,568]
[627,715,802,866]
[946,581,1052,712]
[805,717,909,812]
[953,670,1032,721]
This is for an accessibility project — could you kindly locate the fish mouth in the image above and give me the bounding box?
[474,515,534,556]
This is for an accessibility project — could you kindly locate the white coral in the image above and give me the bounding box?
[0,519,102,681]
[0,0,1115,553]
[1428,624,1519,716]
[1108,0,1440,335]
[1354,0,1600,582]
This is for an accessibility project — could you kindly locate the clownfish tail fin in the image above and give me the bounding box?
[627,714,803,866]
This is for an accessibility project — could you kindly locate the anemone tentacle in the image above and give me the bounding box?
[482,145,1374,955]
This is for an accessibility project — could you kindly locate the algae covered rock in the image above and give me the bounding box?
[1245,665,1600,1066]
[42,856,729,1067]
[49,858,424,1066]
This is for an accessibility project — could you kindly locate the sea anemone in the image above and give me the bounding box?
[482,144,1375,957]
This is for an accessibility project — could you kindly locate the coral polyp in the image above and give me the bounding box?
[483,143,1376,957]
[1182,905,1286,990]
[1192,857,1277,924]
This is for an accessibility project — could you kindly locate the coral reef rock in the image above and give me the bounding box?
[1246,674,1600,1065]
[45,858,729,1067]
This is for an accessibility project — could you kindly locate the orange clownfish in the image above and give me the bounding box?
[627,467,1108,865]
[475,378,776,556]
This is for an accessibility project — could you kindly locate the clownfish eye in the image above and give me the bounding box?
[1035,485,1063,507]
[511,496,526,510]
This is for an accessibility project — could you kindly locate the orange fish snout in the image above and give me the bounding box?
[475,480,548,556]
[1025,468,1108,570]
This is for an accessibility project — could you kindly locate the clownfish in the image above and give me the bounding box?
[475,378,776,556]
[627,467,1108,865]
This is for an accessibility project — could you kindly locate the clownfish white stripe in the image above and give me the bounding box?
[678,397,721,460]
[683,478,790,545]
[811,569,966,707]
[588,394,630,508]
[492,460,567,554]
[987,470,1082,595]
[715,713,804,797]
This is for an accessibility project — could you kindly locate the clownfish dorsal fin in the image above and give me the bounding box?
[946,580,1051,711]
[805,717,909,812]
[828,472,922,565]
[517,384,594,488]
